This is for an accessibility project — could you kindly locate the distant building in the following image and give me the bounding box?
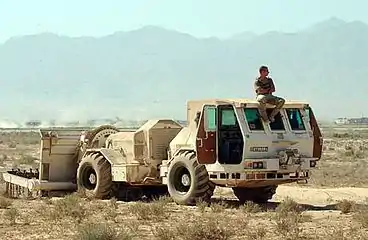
[334,117,368,125]
[334,118,349,124]
[25,120,42,127]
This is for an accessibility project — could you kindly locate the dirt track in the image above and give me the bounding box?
[216,185,368,206]
[1,130,368,239]
[1,184,368,240]
[273,185,368,205]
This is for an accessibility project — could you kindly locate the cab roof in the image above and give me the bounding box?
[187,98,309,108]
[186,98,310,129]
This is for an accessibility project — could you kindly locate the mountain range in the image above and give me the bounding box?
[0,17,367,122]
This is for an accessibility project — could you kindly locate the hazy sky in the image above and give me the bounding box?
[0,0,366,42]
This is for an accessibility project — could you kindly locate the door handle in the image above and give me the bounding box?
[197,138,203,148]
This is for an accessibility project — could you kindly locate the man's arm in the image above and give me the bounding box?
[268,78,275,93]
[254,80,261,94]
[255,80,270,94]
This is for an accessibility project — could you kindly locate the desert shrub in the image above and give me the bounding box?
[104,197,118,222]
[128,200,167,221]
[210,201,228,213]
[49,194,87,223]
[273,197,310,239]
[7,142,17,148]
[241,201,262,213]
[75,223,134,240]
[332,132,350,138]
[245,226,267,240]
[275,197,303,213]
[196,199,208,213]
[152,214,234,240]
[152,226,176,240]
[176,215,233,240]
[0,154,8,164]
[353,202,368,228]
[3,207,19,225]
[18,154,37,165]
[151,195,173,204]
[0,196,12,209]
[337,199,355,214]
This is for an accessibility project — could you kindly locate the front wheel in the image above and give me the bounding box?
[167,151,215,205]
[76,153,112,199]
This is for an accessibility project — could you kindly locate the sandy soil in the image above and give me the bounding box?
[274,185,368,205]
[1,129,368,239]
[215,185,368,205]
[1,185,368,240]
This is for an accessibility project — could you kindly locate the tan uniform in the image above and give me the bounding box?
[254,77,285,122]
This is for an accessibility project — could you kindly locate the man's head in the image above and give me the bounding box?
[259,65,269,78]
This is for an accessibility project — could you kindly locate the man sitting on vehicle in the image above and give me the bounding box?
[254,66,285,123]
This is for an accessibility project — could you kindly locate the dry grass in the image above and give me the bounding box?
[128,199,168,221]
[1,128,368,188]
[0,132,39,146]
[153,213,235,240]
[1,128,367,187]
[0,131,39,169]
[75,223,134,240]
[0,129,368,239]
[0,196,12,209]
[47,194,88,223]
[302,128,368,188]
[272,198,312,240]
[336,199,355,214]
[3,207,19,225]
[209,200,228,213]
[0,189,367,239]
[354,207,368,228]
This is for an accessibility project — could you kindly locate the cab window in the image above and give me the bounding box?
[221,108,236,126]
[204,106,216,131]
[244,108,264,130]
[286,109,306,130]
[305,108,311,122]
[266,109,285,131]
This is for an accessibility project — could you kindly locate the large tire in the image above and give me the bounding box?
[75,125,119,165]
[232,185,277,204]
[76,153,112,199]
[167,151,215,205]
[85,125,120,148]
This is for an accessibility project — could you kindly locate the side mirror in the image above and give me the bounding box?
[194,111,201,127]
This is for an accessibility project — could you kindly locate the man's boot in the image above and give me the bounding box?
[269,99,285,122]
[269,108,280,122]
[259,108,270,124]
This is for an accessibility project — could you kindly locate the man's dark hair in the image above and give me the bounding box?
[259,65,268,73]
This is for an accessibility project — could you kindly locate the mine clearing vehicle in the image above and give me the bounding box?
[2,98,323,205]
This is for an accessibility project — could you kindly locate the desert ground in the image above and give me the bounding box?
[0,126,368,240]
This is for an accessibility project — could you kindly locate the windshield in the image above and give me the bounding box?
[244,108,307,131]
[244,108,264,131]
[286,108,306,130]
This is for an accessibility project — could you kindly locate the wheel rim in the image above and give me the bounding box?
[87,126,119,148]
[81,165,97,190]
[172,166,191,194]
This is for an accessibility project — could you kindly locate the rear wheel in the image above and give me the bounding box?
[75,125,119,165]
[77,153,112,199]
[167,151,215,205]
[232,185,277,204]
[85,125,120,148]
